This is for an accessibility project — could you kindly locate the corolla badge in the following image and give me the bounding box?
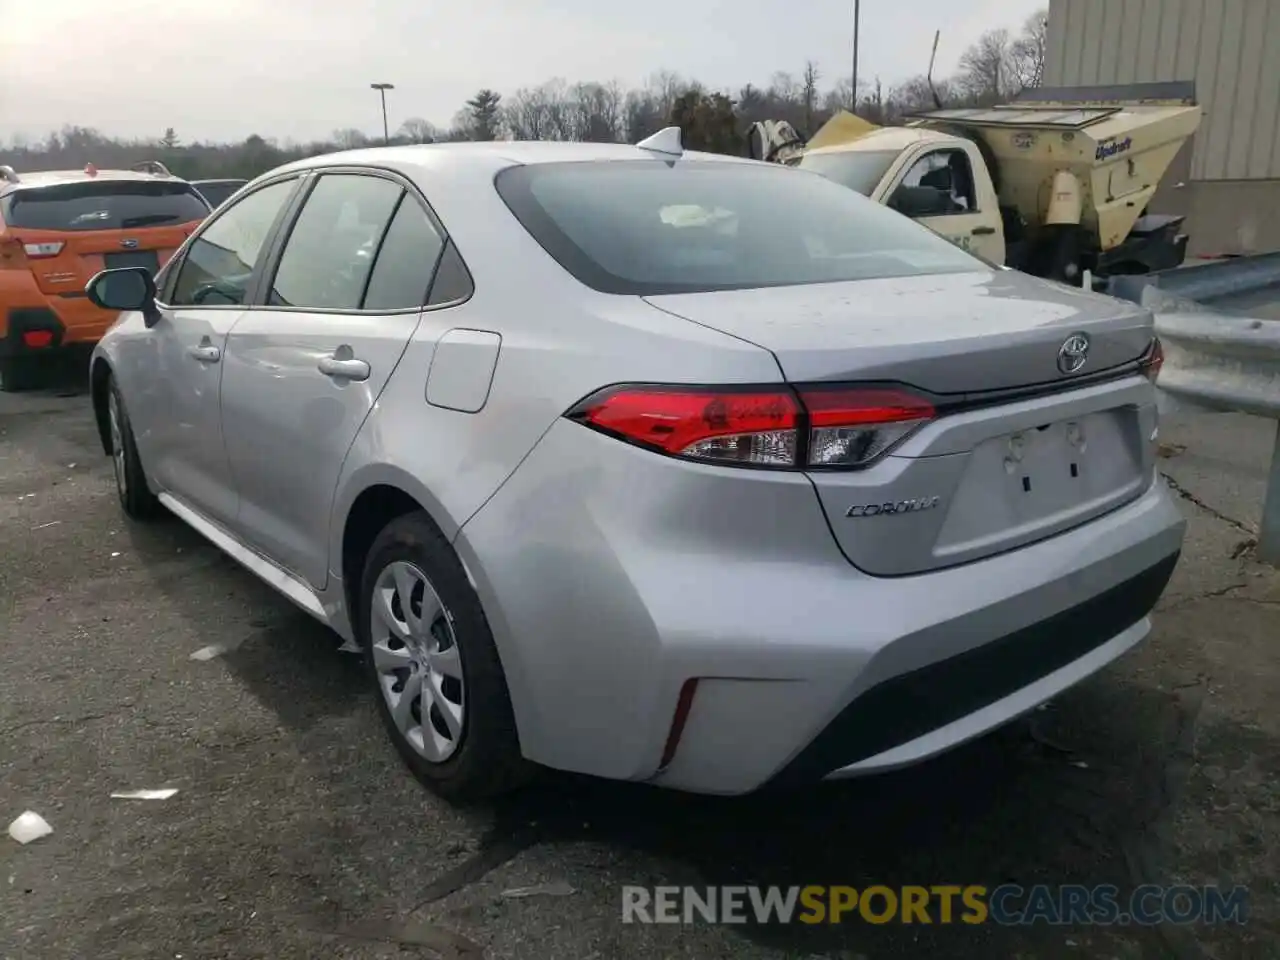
[1057,332,1090,375]
[846,496,941,518]
[119,238,140,249]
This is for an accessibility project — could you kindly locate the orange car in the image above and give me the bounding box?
[0,160,210,390]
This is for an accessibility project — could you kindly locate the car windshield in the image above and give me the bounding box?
[495,159,984,296]
[1,180,210,231]
[797,149,900,195]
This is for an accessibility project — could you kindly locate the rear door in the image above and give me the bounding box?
[0,178,209,301]
[219,169,442,588]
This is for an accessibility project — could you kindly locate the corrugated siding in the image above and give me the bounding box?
[1045,0,1280,180]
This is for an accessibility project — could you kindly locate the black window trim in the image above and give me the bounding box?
[156,172,307,310]
[253,164,470,316]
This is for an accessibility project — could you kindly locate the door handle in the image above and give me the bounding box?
[971,226,997,236]
[318,355,371,381]
[188,344,221,363]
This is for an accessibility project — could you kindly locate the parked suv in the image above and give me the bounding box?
[0,160,210,390]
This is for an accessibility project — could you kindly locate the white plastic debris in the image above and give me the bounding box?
[110,788,178,801]
[8,811,53,844]
[110,552,121,558]
[501,881,576,898]
[1071,760,1090,769]
[189,644,228,661]
[33,521,62,530]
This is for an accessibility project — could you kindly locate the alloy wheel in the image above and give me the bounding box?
[107,390,127,498]
[369,560,466,762]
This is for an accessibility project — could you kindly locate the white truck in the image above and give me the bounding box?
[749,81,1204,285]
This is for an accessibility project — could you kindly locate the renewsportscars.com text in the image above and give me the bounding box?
[621,884,1249,926]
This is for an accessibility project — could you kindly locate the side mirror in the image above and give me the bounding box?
[86,267,161,327]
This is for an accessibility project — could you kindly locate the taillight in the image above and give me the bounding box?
[1140,336,1163,382]
[566,383,935,470]
[800,386,935,468]
[23,242,65,259]
[0,237,26,269]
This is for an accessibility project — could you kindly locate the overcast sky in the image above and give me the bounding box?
[1,0,1045,144]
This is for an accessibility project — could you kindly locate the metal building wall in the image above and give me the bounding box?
[1045,0,1280,254]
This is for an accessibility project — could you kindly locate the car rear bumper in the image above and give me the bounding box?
[455,418,1186,796]
[1,298,116,358]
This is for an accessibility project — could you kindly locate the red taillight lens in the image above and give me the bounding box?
[567,383,935,469]
[1140,337,1163,382]
[570,386,801,466]
[22,330,54,349]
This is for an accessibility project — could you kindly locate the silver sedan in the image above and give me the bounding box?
[85,133,1185,801]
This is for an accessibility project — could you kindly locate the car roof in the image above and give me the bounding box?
[803,126,952,157]
[0,168,193,199]
[270,140,761,184]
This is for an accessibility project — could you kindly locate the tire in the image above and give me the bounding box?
[358,511,531,802]
[0,356,45,392]
[107,375,162,520]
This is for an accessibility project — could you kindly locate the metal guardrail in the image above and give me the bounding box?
[1106,254,1280,565]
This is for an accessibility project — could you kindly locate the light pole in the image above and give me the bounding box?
[851,0,860,112]
[370,82,395,145]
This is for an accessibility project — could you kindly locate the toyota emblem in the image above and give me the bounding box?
[1057,333,1090,374]
[120,238,139,249]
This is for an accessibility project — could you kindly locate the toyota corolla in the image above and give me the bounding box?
[84,132,1184,801]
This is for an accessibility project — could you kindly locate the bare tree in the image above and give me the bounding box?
[801,61,821,134]
[332,128,369,149]
[503,83,556,140]
[1011,9,1049,90]
[573,81,624,142]
[398,117,440,144]
[956,29,1017,103]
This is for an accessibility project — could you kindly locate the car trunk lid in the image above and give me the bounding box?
[644,269,1159,575]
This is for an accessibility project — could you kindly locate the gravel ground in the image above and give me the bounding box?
[1,366,1277,960]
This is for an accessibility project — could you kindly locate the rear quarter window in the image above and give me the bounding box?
[0,181,210,231]
[494,160,984,296]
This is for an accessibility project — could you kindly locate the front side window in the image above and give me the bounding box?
[893,149,978,214]
[0,180,210,232]
[268,174,403,310]
[495,160,984,296]
[170,178,298,306]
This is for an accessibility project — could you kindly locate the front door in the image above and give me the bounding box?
[888,147,1006,264]
[219,171,445,587]
[138,177,301,529]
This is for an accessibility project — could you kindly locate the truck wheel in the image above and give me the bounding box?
[1045,227,1082,285]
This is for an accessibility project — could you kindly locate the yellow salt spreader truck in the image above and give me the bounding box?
[749,81,1204,286]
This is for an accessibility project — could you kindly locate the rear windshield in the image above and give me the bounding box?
[194,181,245,209]
[798,149,900,195]
[0,181,210,231]
[494,160,983,295]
